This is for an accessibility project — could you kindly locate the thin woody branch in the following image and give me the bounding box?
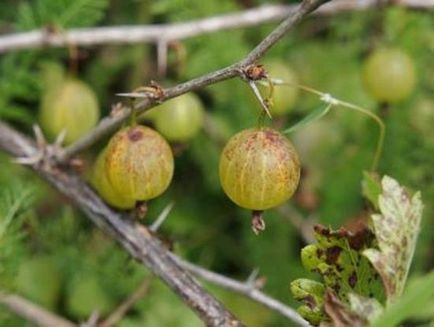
[59,0,328,161]
[0,119,312,326]
[0,121,242,327]
[172,257,313,327]
[0,1,328,325]
[0,291,76,327]
[0,0,432,53]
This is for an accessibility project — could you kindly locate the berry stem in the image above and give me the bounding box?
[251,210,265,235]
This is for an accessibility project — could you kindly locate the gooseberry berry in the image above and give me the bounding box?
[411,98,434,134]
[219,127,300,232]
[362,48,416,103]
[39,78,100,144]
[91,149,136,209]
[263,60,299,116]
[154,93,204,142]
[105,125,174,201]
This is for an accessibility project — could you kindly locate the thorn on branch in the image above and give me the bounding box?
[248,81,273,119]
[150,202,175,232]
[14,125,64,168]
[116,81,165,102]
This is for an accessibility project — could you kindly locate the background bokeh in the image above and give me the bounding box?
[0,0,433,326]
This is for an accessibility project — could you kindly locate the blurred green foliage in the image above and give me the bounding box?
[0,0,433,326]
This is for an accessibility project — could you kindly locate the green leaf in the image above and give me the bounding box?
[282,103,332,134]
[290,279,325,325]
[291,224,385,324]
[371,272,434,327]
[363,176,423,302]
[361,171,381,209]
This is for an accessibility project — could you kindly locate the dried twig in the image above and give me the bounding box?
[99,278,151,327]
[172,256,312,327]
[0,0,431,53]
[0,0,328,325]
[0,291,76,327]
[0,121,242,327]
[58,0,328,161]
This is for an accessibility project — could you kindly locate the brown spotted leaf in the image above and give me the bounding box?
[323,289,366,327]
[304,225,385,303]
[348,293,383,323]
[363,176,423,303]
[291,224,385,325]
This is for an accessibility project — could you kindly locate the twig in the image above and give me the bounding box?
[0,121,242,327]
[58,0,328,161]
[171,256,312,327]
[99,278,151,327]
[0,291,76,327]
[0,1,326,324]
[0,0,432,53]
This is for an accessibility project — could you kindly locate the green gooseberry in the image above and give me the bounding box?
[362,48,416,103]
[105,125,174,201]
[39,78,100,144]
[154,93,204,142]
[91,149,136,209]
[219,127,300,211]
[410,98,434,134]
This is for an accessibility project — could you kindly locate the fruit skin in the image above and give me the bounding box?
[91,149,136,209]
[154,93,204,142]
[411,98,434,135]
[15,256,62,309]
[263,60,299,116]
[219,127,300,210]
[39,78,100,144]
[66,274,113,318]
[105,125,174,201]
[362,48,416,103]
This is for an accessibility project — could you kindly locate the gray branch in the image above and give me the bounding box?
[0,0,432,53]
[59,0,327,161]
[0,1,330,325]
[172,257,313,327]
[0,292,76,327]
[0,121,243,326]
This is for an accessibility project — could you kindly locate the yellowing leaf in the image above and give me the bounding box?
[363,176,423,302]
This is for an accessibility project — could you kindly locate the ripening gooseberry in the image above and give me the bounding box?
[105,125,174,201]
[362,48,416,103]
[39,78,100,144]
[154,93,204,142]
[219,127,300,211]
[411,98,434,134]
[263,60,299,116]
[91,149,136,209]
